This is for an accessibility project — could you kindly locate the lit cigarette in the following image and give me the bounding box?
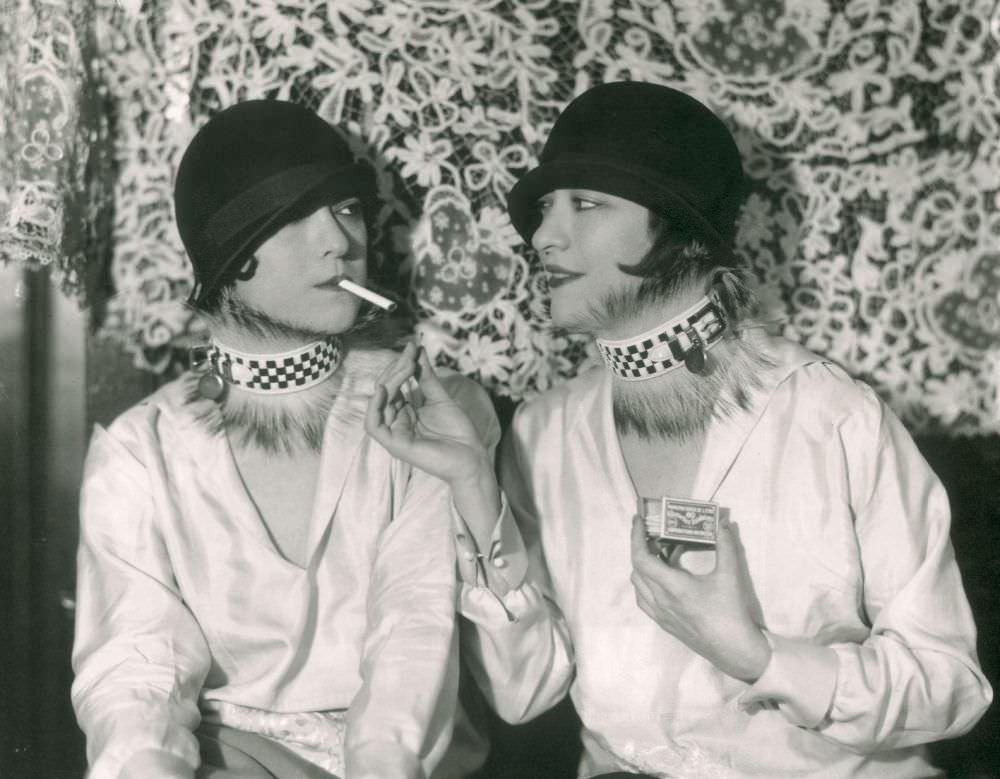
[338,279,397,311]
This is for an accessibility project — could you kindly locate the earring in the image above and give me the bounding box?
[197,371,227,401]
[683,328,707,374]
[188,344,227,401]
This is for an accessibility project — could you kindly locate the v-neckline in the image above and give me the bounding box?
[593,333,821,513]
[213,400,369,571]
[594,368,768,516]
[595,377,648,517]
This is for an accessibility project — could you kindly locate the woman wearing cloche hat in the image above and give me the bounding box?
[368,81,990,777]
[71,99,499,779]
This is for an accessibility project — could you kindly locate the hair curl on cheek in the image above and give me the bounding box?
[234,255,259,281]
[617,211,736,295]
[619,212,716,278]
[194,240,378,318]
[188,252,258,316]
[610,210,760,324]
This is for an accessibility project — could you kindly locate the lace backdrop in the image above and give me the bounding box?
[4,0,999,433]
[0,0,112,301]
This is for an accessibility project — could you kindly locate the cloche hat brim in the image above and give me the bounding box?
[191,160,374,305]
[505,81,745,249]
[174,99,376,309]
[506,155,727,247]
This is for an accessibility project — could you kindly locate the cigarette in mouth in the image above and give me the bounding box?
[338,279,397,312]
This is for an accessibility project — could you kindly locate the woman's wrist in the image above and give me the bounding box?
[448,449,494,492]
[728,626,773,683]
[450,456,502,550]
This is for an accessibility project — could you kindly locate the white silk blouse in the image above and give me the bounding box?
[72,353,500,779]
[458,333,992,778]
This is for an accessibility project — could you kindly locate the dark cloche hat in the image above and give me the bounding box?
[507,81,745,245]
[174,99,375,307]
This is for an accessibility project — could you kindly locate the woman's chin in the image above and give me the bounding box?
[549,300,598,335]
[547,294,574,329]
[305,299,364,334]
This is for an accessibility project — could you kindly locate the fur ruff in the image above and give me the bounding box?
[587,264,775,441]
[611,332,774,440]
[185,348,393,454]
[186,291,403,453]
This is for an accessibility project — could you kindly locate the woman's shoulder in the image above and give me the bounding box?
[513,365,605,429]
[99,374,199,443]
[760,335,886,441]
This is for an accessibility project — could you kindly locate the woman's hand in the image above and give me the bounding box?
[366,343,502,547]
[365,342,492,486]
[629,516,772,683]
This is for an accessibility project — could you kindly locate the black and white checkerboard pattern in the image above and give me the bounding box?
[596,298,727,381]
[210,339,341,393]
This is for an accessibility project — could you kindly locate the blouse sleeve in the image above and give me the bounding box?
[344,463,459,778]
[72,425,212,779]
[457,407,576,724]
[742,389,992,752]
[345,374,499,778]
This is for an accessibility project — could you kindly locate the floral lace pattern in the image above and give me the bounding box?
[587,724,738,778]
[1,0,112,303]
[201,699,346,776]
[7,1,999,432]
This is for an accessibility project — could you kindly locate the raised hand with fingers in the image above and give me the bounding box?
[365,342,493,486]
[629,516,772,683]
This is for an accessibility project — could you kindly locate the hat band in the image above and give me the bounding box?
[203,162,365,246]
[595,293,727,381]
[208,337,342,394]
[506,156,733,247]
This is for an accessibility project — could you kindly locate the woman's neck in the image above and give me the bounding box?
[598,282,708,342]
[194,324,345,454]
[605,305,773,442]
[210,324,319,355]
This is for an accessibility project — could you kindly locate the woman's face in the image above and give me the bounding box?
[233,197,368,335]
[530,189,654,330]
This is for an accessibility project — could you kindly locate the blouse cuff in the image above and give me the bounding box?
[460,576,553,627]
[739,630,839,728]
[452,493,528,595]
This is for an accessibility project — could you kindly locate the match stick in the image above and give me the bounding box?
[338,279,397,312]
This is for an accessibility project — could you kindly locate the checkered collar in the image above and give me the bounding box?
[208,337,342,395]
[595,292,728,381]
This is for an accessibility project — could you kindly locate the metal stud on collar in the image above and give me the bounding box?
[595,293,727,381]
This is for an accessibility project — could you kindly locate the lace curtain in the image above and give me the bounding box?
[4,0,999,434]
[0,0,110,302]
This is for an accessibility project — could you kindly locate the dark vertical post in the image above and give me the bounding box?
[0,262,90,778]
